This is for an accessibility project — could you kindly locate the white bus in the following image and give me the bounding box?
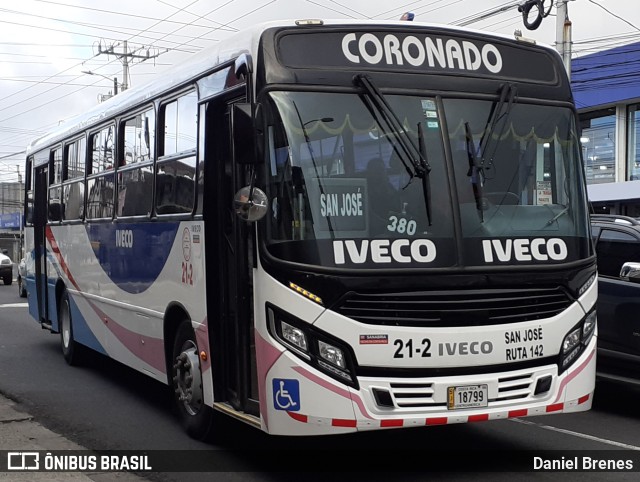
[23,19,596,439]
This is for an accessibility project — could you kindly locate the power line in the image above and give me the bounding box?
[371,0,424,20]
[0,1,209,118]
[304,0,358,19]
[586,0,640,33]
[0,17,214,52]
[412,0,466,21]
[28,1,238,33]
[325,0,373,19]
[450,1,521,26]
[0,78,111,87]
[0,0,231,129]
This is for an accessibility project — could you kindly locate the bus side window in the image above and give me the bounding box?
[118,167,153,217]
[86,174,115,219]
[48,192,63,222]
[63,182,84,221]
[49,147,63,222]
[156,157,196,214]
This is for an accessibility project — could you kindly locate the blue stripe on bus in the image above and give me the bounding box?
[86,222,181,294]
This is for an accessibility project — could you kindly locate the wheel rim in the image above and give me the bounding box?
[173,340,203,416]
[61,301,71,348]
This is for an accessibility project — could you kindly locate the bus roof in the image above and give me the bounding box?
[26,19,558,156]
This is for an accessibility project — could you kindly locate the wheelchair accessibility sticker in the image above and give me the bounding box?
[272,378,300,411]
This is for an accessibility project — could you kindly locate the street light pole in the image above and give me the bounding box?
[82,70,122,97]
[17,166,23,259]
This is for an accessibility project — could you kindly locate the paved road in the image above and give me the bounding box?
[1,285,640,480]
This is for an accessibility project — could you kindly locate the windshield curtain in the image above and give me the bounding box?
[264,91,590,269]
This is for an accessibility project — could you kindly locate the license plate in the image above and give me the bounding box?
[447,384,488,410]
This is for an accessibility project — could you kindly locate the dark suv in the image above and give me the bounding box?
[591,214,640,383]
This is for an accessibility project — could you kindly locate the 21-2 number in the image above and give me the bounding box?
[393,338,431,358]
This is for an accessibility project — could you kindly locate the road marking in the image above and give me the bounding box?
[512,418,640,451]
[0,303,28,308]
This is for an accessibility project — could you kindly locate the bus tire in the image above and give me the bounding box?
[59,291,80,365]
[171,320,215,440]
[18,276,26,297]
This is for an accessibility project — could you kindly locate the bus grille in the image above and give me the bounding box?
[334,287,572,327]
[386,373,534,408]
[496,373,533,401]
[389,381,436,408]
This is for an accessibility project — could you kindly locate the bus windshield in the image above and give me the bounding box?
[265,91,590,269]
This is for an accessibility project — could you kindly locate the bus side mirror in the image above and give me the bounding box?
[620,262,640,283]
[232,103,258,165]
[234,186,268,222]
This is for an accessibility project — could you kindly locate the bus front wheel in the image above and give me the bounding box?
[171,320,214,440]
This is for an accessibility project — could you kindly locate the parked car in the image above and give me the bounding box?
[590,214,640,382]
[0,252,12,285]
[17,257,27,297]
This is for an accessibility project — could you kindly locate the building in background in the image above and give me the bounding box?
[572,41,640,215]
[0,181,23,263]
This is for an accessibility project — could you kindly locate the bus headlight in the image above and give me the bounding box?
[562,326,581,355]
[318,340,346,369]
[560,310,596,372]
[267,304,358,388]
[281,321,308,352]
[582,310,596,345]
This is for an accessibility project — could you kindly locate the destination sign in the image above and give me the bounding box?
[277,29,558,84]
[306,178,368,234]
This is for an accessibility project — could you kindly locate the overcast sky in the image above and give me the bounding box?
[1,0,638,183]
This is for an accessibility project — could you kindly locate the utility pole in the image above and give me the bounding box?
[95,40,165,91]
[17,166,22,258]
[556,0,572,80]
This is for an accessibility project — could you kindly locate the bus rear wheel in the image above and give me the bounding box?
[59,291,80,365]
[171,320,214,440]
[18,276,26,297]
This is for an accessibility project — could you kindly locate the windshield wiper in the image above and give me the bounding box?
[353,73,432,224]
[465,121,485,223]
[546,206,570,226]
[354,74,430,178]
[417,122,432,225]
[479,83,517,167]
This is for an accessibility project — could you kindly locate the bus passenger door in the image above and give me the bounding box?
[33,165,49,324]
[204,97,259,417]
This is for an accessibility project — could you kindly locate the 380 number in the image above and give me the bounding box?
[387,215,417,235]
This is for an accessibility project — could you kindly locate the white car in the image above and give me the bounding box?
[0,252,13,286]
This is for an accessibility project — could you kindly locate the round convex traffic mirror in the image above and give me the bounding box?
[233,186,268,222]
